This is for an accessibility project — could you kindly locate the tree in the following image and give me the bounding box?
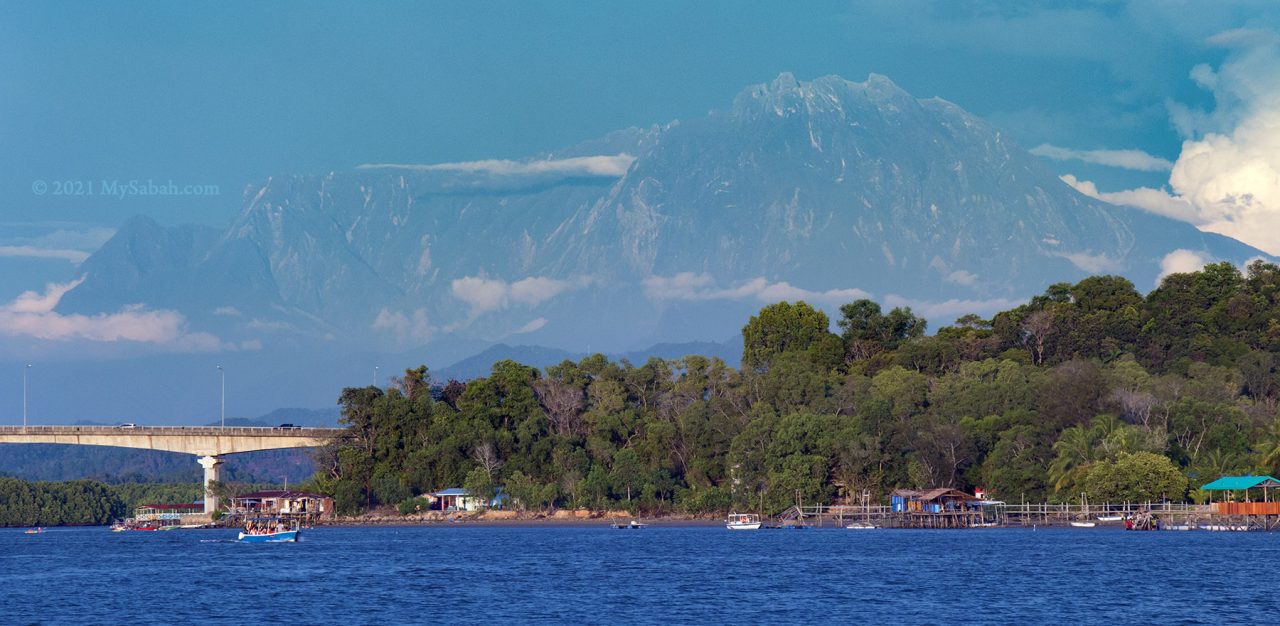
[1082,452,1188,503]
[463,466,496,507]
[838,299,926,359]
[742,301,834,371]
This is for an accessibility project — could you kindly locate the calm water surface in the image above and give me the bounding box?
[2,525,1277,624]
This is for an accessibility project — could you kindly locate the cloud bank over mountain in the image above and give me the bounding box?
[1056,29,1280,254]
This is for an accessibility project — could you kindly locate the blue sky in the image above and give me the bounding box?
[3,0,1275,230]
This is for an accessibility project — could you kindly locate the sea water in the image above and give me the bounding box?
[2,525,1276,624]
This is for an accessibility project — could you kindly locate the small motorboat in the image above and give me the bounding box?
[611,520,647,529]
[24,527,43,534]
[239,518,301,543]
[726,513,762,531]
[1096,515,1123,522]
[845,522,878,530]
[1070,521,1097,528]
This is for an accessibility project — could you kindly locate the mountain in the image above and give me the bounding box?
[45,73,1270,416]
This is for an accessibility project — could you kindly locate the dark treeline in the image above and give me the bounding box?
[0,479,203,527]
[318,261,1280,515]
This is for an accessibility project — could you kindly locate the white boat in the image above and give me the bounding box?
[1070,521,1097,528]
[726,513,762,530]
[1200,524,1248,532]
[1164,524,1193,531]
[611,520,647,529]
[1096,515,1123,522]
[845,522,878,530]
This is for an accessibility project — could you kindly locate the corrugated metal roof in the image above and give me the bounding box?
[433,488,470,497]
[1200,475,1280,490]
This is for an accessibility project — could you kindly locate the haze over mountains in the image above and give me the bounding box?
[23,73,1270,420]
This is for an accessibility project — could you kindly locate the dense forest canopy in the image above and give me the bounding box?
[315,261,1280,515]
[0,480,204,527]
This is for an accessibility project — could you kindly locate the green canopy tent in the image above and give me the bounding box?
[1200,475,1280,503]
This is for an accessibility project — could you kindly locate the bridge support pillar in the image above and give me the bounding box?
[198,455,224,514]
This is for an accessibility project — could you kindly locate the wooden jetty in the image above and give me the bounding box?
[777,501,1280,531]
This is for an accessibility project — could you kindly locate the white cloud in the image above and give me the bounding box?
[1031,144,1174,172]
[371,307,433,342]
[509,277,573,306]
[1056,250,1123,274]
[0,227,115,264]
[642,272,870,305]
[358,154,635,178]
[451,275,584,316]
[882,295,1023,324]
[1073,31,1280,255]
[513,318,548,334]
[945,270,978,286]
[0,278,218,348]
[451,277,510,315]
[1157,249,1212,285]
[0,246,90,263]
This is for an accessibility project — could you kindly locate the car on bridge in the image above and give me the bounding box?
[278,423,300,429]
[117,423,137,429]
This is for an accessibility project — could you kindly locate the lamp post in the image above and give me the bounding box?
[23,364,31,429]
[216,365,225,428]
[374,365,379,388]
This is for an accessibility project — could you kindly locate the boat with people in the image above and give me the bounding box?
[726,513,762,530]
[24,527,43,534]
[238,517,301,543]
[611,520,647,529]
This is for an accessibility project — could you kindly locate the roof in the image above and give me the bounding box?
[433,488,470,497]
[1200,475,1280,491]
[235,490,327,500]
[916,488,977,502]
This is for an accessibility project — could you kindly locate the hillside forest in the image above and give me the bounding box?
[313,262,1280,514]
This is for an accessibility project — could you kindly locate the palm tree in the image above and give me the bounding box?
[1049,425,1096,492]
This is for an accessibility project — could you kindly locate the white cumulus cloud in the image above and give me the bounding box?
[358,154,635,178]
[1031,144,1174,172]
[513,318,548,334]
[372,307,433,342]
[451,275,585,316]
[1067,30,1280,255]
[1157,249,1212,285]
[0,278,218,348]
[642,272,870,305]
[882,295,1023,325]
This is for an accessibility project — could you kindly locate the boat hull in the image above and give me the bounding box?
[726,523,762,530]
[238,530,300,543]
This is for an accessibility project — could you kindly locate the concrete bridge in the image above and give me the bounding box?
[0,425,345,513]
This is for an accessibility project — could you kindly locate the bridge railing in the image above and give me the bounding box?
[0,425,347,436]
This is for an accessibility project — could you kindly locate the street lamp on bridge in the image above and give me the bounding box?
[22,364,31,428]
[216,365,225,428]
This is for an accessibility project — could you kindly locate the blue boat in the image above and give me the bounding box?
[238,517,300,543]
